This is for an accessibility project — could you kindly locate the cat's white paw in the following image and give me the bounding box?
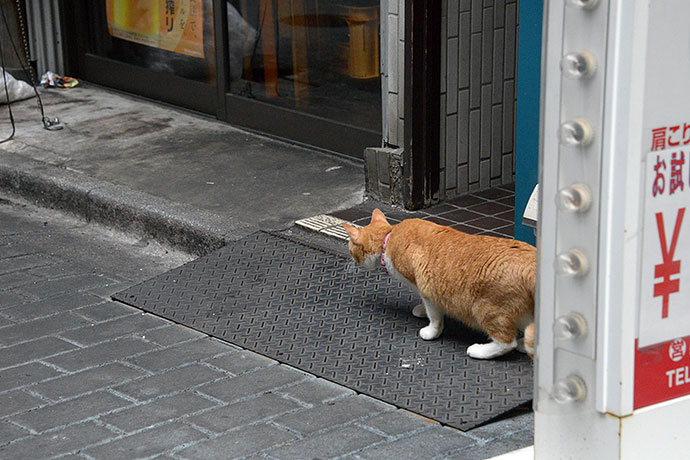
[419,325,442,340]
[412,304,427,318]
[467,340,517,359]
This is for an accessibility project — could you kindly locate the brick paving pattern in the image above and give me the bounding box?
[0,197,532,459]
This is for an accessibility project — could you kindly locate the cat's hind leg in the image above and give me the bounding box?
[467,314,517,359]
[412,304,427,318]
[419,297,443,340]
[467,339,517,359]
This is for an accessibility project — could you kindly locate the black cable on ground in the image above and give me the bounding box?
[0,2,16,143]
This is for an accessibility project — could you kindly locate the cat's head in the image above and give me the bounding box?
[342,209,392,269]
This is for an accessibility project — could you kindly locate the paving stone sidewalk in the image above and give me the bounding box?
[0,195,533,460]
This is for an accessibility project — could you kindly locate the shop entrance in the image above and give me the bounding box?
[63,0,382,159]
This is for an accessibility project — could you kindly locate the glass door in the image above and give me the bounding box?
[63,0,382,157]
[221,0,382,157]
[70,0,217,114]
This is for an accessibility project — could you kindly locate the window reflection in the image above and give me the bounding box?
[103,0,216,84]
[228,0,381,130]
[95,1,381,131]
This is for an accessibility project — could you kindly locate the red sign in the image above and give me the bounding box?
[635,337,690,409]
[636,148,690,409]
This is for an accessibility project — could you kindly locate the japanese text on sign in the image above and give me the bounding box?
[651,123,690,151]
[651,151,685,197]
[639,148,690,348]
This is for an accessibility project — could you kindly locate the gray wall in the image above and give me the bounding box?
[382,0,519,198]
[26,0,65,76]
[381,0,405,150]
[16,1,65,78]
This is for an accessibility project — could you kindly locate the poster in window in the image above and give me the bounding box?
[105,0,204,58]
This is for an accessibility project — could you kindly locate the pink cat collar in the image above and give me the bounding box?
[381,232,391,270]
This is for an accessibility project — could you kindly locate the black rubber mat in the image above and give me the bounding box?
[113,232,532,430]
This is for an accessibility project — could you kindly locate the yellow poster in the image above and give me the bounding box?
[106,0,205,58]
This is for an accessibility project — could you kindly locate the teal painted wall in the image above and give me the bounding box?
[514,2,543,245]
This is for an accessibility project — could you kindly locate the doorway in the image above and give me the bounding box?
[63,0,382,159]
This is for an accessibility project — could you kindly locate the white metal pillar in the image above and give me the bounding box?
[535,0,690,458]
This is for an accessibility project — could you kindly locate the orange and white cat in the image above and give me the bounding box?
[343,209,536,360]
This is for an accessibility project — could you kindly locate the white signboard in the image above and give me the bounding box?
[639,147,690,348]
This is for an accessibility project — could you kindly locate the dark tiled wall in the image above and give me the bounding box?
[440,0,519,197]
[332,183,515,239]
[382,0,519,200]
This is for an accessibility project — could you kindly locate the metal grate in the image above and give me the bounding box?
[113,232,532,430]
[295,214,357,240]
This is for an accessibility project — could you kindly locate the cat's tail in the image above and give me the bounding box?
[523,322,535,359]
[524,260,536,359]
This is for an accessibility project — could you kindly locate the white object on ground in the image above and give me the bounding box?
[0,68,35,104]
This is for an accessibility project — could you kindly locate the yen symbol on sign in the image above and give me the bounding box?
[654,208,685,319]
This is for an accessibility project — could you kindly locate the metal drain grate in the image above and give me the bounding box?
[113,232,532,430]
[295,214,358,240]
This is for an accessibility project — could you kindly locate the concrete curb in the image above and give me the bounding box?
[0,153,256,256]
